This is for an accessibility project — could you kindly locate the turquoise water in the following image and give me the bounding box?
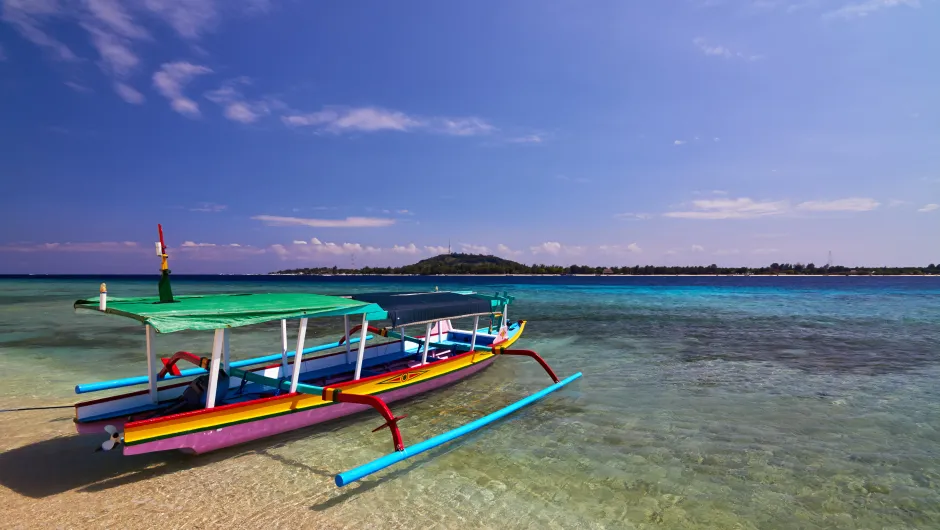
[1,276,939,528]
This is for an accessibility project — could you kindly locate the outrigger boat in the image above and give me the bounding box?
[71,226,581,486]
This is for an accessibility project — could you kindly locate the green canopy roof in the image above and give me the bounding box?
[74,293,386,333]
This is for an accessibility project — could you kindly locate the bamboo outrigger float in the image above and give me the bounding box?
[72,226,581,486]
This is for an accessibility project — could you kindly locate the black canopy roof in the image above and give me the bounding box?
[345,291,498,327]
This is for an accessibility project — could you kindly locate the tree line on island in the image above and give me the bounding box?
[272,253,939,276]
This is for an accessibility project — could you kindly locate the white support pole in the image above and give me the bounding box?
[280,319,289,375]
[421,322,432,365]
[400,326,406,352]
[206,329,225,409]
[145,325,158,404]
[343,314,352,363]
[289,318,309,393]
[470,315,479,351]
[353,314,369,380]
[501,303,508,329]
[222,328,231,372]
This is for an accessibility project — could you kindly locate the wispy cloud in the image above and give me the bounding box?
[178,241,265,259]
[665,197,789,219]
[1,0,79,61]
[674,140,686,145]
[614,212,652,220]
[693,38,762,61]
[599,243,643,254]
[153,61,213,117]
[65,81,93,93]
[713,248,741,256]
[795,197,880,212]
[529,242,584,256]
[205,77,283,123]
[424,245,449,255]
[917,203,939,213]
[189,202,227,213]
[460,243,491,254]
[824,0,920,19]
[506,134,544,144]
[114,82,144,103]
[0,241,140,252]
[691,244,705,252]
[282,106,495,137]
[752,248,780,254]
[887,199,908,207]
[556,174,591,184]
[271,238,381,259]
[496,244,523,257]
[390,243,420,255]
[252,215,396,228]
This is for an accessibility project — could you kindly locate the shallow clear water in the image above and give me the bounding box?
[1,276,938,529]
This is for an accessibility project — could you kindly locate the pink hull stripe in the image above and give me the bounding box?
[123,359,493,456]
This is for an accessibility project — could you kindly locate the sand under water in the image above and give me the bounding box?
[1,275,938,529]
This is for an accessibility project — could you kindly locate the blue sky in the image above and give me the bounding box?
[0,0,937,273]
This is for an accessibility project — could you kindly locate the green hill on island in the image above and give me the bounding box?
[272,253,938,276]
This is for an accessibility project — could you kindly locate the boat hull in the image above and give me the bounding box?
[124,357,494,455]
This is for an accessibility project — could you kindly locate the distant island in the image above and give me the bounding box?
[272,253,939,276]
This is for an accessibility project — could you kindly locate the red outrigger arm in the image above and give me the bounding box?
[338,325,389,345]
[491,348,560,383]
[157,351,209,379]
[321,387,406,452]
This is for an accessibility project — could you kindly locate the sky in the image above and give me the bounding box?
[0,0,937,274]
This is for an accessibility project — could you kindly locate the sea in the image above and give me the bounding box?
[0,275,938,529]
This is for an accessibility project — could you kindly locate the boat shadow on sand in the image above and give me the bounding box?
[0,411,428,500]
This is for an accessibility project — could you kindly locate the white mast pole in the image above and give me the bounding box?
[421,322,432,365]
[205,329,225,409]
[353,314,369,380]
[145,325,158,404]
[280,319,289,375]
[470,315,479,351]
[289,318,309,393]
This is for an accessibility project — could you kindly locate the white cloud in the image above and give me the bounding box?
[693,38,762,61]
[824,0,920,19]
[390,243,420,255]
[674,140,686,145]
[424,245,449,255]
[65,81,93,93]
[204,78,282,123]
[281,106,494,136]
[917,203,939,213]
[531,241,562,255]
[460,243,491,255]
[530,242,584,256]
[153,61,212,117]
[506,134,544,144]
[292,240,307,245]
[179,240,265,259]
[496,244,523,257]
[665,197,789,219]
[189,202,226,212]
[141,0,220,40]
[691,244,705,252]
[1,0,79,61]
[0,241,139,252]
[252,215,395,228]
[713,249,741,256]
[114,82,144,103]
[614,212,652,220]
[599,243,642,254]
[795,197,880,212]
[713,137,720,142]
[181,241,215,247]
[273,238,381,259]
[556,174,591,184]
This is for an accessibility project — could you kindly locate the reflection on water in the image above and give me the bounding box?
[0,276,939,528]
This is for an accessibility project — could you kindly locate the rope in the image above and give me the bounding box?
[0,404,74,413]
